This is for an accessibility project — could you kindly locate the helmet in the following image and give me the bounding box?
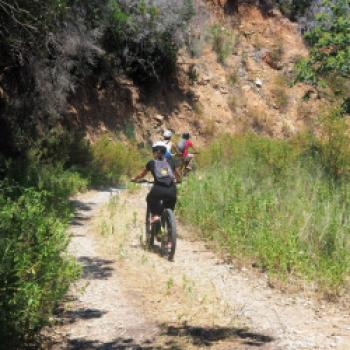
[182,132,190,139]
[152,141,167,154]
[163,130,173,139]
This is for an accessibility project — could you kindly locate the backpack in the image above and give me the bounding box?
[154,159,174,186]
[176,138,186,153]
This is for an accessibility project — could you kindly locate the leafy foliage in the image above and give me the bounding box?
[104,0,194,81]
[90,136,144,185]
[208,25,237,64]
[295,0,350,85]
[0,186,80,345]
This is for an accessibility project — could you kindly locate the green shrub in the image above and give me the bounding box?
[105,0,194,81]
[299,107,350,179]
[90,135,144,185]
[0,188,80,345]
[208,25,237,64]
[179,133,350,293]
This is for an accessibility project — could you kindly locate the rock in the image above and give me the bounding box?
[198,75,211,86]
[263,51,283,70]
[255,78,263,88]
[154,114,164,122]
[304,89,318,100]
[219,86,229,94]
[186,90,200,101]
[192,93,200,101]
[183,103,192,112]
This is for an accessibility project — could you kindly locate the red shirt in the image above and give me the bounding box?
[183,140,193,157]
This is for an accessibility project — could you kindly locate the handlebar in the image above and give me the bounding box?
[130,179,182,184]
[131,179,154,184]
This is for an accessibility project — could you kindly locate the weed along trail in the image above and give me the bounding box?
[49,188,350,350]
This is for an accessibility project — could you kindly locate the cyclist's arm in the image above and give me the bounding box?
[131,168,148,182]
[189,140,196,153]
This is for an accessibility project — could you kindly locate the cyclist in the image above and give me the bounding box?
[132,141,179,224]
[162,130,174,161]
[177,132,197,171]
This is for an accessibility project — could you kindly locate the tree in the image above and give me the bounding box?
[295,0,350,85]
[224,0,239,14]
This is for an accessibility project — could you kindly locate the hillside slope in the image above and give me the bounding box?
[67,2,321,146]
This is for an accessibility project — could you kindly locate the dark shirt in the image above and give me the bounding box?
[146,158,175,185]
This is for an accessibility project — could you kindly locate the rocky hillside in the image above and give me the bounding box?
[67,1,323,147]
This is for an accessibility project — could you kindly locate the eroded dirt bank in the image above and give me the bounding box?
[47,189,350,350]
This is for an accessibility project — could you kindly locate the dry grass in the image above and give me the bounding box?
[271,74,289,111]
[193,101,204,116]
[202,117,217,137]
[297,100,313,118]
[270,38,284,67]
[228,95,238,112]
[244,104,274,135]
[227,69,239,87]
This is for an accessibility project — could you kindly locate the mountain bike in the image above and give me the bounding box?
[174,153,198,178]
[132,179,177,261]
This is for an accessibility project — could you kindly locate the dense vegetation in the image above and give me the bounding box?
[0,0,193,345]
[296,0,350,87]
[179,118,350,294]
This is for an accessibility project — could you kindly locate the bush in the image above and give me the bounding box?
[104,0,195,82]
[0,188,80,345]
[90,135,144,185]
[311,107,350,178]
[179,133,350,294]
[208,25,237,64]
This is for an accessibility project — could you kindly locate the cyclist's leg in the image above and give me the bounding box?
[146,188,162,223]
[185,154,194,169]
[162,184,177,210]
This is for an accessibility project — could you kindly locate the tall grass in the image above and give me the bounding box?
[178,134,350,293]
[90,136,145,186]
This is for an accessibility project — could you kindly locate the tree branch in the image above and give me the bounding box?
[0,0,37,31]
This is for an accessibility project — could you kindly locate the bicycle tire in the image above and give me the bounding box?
[161,208,177,261]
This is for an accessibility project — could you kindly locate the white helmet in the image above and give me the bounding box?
[163,130,173,139]
[152,141,167,153]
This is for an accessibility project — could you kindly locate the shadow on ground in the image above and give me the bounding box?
[67,338,172,350]
[71,199,95,212]
[60,308,108,325]
[65,324,274,349]
[70,215,91,226]
[164,324,274,347]
[78,256,114,280]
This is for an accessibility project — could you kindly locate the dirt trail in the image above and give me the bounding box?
[48,188,350,350]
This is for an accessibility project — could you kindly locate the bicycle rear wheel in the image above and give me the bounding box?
[160,208,177,261]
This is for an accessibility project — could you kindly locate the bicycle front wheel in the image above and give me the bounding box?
[161,208,177,261]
